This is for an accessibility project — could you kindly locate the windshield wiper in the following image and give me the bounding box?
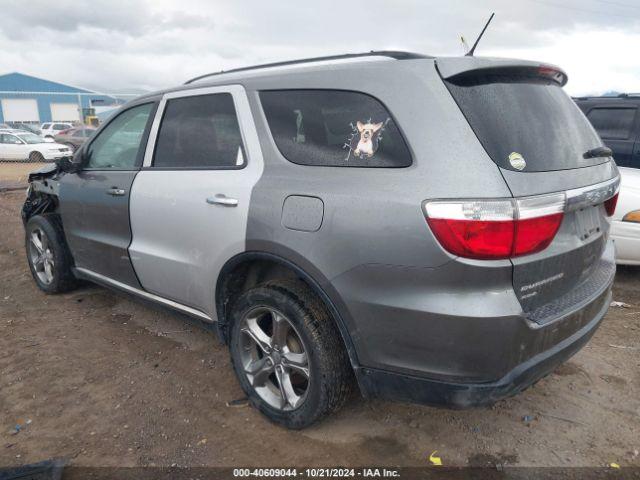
[583,146,613,159]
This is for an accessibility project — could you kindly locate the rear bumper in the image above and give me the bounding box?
[355,285,611,408]
[332,239,616,407]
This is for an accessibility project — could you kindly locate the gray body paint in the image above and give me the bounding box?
[28,56,618,405]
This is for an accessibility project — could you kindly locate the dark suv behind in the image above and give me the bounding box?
[575,94,640,169]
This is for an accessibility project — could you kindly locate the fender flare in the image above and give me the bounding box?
[215,250,361,369]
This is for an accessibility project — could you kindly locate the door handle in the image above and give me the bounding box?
[106,187,126,196]
[206,194,238,207]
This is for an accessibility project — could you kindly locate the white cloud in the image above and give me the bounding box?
[0,0,638,95]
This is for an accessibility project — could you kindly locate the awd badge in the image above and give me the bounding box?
[508,152,526,171]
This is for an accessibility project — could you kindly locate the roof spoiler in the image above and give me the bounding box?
[436,57,568,86]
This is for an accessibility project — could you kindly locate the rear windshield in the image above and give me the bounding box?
[444,73,607,172]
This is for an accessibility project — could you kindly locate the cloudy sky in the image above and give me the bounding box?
[1,0,638,96]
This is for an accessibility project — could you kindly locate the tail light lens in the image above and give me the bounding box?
[604,192,618,216]
[424,193,565,260]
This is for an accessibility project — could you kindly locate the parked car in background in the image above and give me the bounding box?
[611,167,640,265]
[6,122,42,135]
[575,94,640,170]
[0,123,10,129]
[40,122,73,139]
[0,131,72,162]
[22,52,619,428]
[53,127,96,152]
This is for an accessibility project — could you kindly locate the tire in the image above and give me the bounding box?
[28,151,45,163]
[25,214,77,294]
[229,279,353,429]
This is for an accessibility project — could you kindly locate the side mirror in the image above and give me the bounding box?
[55,155,82,173]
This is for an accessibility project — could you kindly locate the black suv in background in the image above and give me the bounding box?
[575,94,640,169]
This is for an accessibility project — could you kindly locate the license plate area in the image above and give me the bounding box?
[575,206,602,241]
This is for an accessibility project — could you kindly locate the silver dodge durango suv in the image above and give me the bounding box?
[22,51,620,428]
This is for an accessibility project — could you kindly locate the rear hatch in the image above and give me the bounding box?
[436,57,619,321]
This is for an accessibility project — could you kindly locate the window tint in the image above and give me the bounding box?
[445,74,605,172]
[153,93,245,169]
[53,124,67,130]
[41,123,50,129]
[587,108,637,140]
[2,134,22,144]
[260,90,412,167]
[86,103,153,169]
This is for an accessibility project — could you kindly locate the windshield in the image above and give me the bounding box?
[17,133,45,144]
[444,74,607,172]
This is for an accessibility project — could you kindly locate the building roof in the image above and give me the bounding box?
[0,72,94,93]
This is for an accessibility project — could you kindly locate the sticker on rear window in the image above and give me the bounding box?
[344,118,389,161]
[508,152,526,170]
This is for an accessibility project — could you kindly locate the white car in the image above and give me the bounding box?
[0,131,72,162]
[612,167,640,265]
[40,122,73,139]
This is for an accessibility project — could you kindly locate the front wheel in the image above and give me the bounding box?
[229,280,353,429]
[25,215,77,293]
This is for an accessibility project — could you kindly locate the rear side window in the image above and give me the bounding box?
[260,90,412,167]
[445,73,605,172]
[153,93,245,169]
[587,108,636,140]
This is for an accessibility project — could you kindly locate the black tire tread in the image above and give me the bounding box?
[262,279,354,417]
[25,214,77,293]
[229,278,354,428]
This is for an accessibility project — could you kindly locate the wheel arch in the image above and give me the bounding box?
[215,250,361,370]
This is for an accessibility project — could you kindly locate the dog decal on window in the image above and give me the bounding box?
[344,118,390,161]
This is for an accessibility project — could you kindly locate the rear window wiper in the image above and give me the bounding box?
[583,146,613,159]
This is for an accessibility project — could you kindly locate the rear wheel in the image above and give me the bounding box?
[229,280,353,429]
[25,215,77,293]
[28,151,44,163]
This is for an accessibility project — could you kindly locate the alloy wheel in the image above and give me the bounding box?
[239,307,310,411]
[28,228,55,285]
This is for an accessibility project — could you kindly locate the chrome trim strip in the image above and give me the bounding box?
[565,176,620,212]
[75,267,214,322]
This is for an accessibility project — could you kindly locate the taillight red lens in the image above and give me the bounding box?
[425,194,565,260]
[604,192,618,216]
[426,218,515,260]
[512,213,563,256]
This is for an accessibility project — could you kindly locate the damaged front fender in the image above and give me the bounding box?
[21,164,65,225]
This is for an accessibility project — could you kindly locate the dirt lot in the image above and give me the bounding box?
[1,186,639,469]
[0,162,47,185]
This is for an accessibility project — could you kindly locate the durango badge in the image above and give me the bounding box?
[508,152,526,171]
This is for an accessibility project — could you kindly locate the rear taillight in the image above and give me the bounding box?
[604,192,618,216]
[424,193,565,260]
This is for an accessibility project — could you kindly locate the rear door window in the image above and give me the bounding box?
[587,108,637,140]
[444,71,606,172]
[152,93,245,169]
[260,90,412,167]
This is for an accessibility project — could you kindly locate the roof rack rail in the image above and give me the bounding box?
[618,93,640,98]
[184,50,431,84]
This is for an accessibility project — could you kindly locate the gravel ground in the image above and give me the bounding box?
[0,188,639,469]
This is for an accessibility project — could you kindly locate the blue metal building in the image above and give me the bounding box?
[0,72,120,125]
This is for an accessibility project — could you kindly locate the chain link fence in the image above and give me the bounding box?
[0,91,139,170]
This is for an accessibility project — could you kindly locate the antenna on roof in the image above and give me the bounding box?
[466,13,495,57]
